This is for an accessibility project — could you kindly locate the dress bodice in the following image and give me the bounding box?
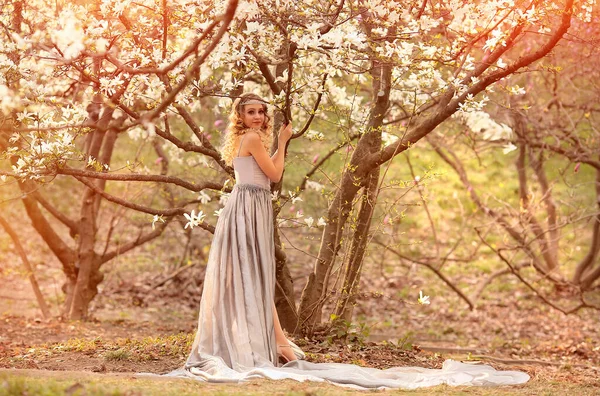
[233,156,270,190]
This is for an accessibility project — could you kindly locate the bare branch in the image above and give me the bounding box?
[476,228,598,315]
[100,218,173,264]
[31,190,79,235]
[298,133,359,192]
[373,239,474,310]
[55,166,224,193]
[71,175,215,235]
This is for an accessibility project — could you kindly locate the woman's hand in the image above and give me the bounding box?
[278,122,293,144]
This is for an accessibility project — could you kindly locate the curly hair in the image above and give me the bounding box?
[220,93,273,166]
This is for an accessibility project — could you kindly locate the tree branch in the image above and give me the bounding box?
[373,239,474,310]
[31,190,79,235]
[55,166,224,193]
[100,218,172,264]
[367,0,575,170]
[71,175,215,234]
[293,73,328,139]
[476,228,597,315]
[140,0,239,124]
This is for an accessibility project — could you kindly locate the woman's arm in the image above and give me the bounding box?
[246,124,292,182]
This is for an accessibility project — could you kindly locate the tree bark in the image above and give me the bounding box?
[68,102,117,319]
[273,227,298,332]
[335,166,380,321]
[298,55,392,334]
[577,163,600,289]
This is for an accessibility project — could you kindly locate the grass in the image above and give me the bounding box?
[102,349,131,362]
[1,369,598,396]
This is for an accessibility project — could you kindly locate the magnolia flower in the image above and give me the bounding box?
[305,130,324,141]
[307,180,325,192]
[214,208,223,217]
[317,217,327,227]
[502,143,517,154]
[288,190,302,204]
[198,191,211,204]
[184,210,205,229]
[304,217,314,227]
[219,192,230,206]
[271,191,279,202]
[295,210,304,218]
[418,290,431,305]
[508,85,526,95]
[151,215,165,230]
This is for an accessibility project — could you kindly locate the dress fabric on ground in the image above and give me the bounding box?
[166,155,530,390]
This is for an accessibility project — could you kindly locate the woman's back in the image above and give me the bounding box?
[233,133,270,189]
[233,155,270,190]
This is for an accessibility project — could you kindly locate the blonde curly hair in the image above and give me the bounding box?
[220,93,273,166]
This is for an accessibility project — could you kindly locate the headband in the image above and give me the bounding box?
[240,99,268,106]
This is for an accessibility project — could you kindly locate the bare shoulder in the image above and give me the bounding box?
[243,129,262,145]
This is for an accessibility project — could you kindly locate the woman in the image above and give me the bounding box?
[172,93,530,389]
[184,92,299,372]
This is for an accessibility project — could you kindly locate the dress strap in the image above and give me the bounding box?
[237,134,247,157]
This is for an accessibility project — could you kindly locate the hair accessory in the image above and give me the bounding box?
[240,99,268,106]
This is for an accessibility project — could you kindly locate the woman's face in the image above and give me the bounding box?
[240,104,266,129]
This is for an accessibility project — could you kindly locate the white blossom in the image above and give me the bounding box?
[508,85,526,95]
[306,180,325,192]
[198,191,212,204]
[418,290,431,305]
[503,143,518,154]
[184,210,206,229]
[457,111,513,141]
[151,215,165,230]
[219,192,230,206]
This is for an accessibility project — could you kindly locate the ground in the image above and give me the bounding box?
[0,265,599,395]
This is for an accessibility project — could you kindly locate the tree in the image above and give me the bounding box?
[293,0,592,334]
[426,11,600,312]
[0,0,239,319]
[1,0,597,329]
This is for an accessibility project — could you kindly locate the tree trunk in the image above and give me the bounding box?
[529,149,559,264]
[516,141,558,274]
[273,226,298,332]
[67,101,118,319]
[68,183,99,319]
[335,166,380,321]
[576,162,600,289]
[298,55,392,334]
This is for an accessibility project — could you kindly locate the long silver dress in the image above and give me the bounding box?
[168,145,530,389]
